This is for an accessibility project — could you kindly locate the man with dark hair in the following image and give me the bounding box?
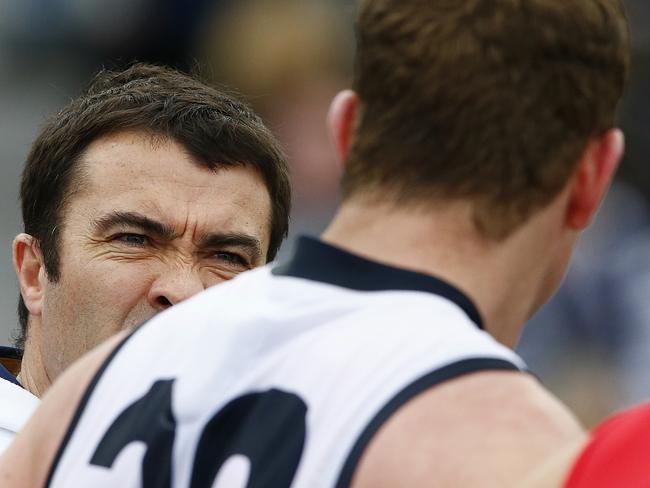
[0,0,630,486]
[0,63,290,450]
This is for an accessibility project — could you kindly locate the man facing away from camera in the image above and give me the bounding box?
[0,0,630,486]
[0,63,290,451]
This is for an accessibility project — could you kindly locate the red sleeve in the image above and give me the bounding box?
[564,402,650,488]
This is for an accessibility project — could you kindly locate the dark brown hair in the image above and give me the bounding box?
[18,63,291,346]
[343,0,630,236]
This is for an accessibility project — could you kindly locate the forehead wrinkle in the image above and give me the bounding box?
[125,201,246,248]
[183,208,231,246]
[74,134,272,246]
[92,211,178,240]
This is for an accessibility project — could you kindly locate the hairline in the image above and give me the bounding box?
[56,128,278,262]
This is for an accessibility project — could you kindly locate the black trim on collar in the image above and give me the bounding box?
[0,346,22,360]
[273,236,484,329]
[0,363,20,387]
[0,346,23,387]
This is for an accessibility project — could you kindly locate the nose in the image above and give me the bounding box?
[147,269,205,311]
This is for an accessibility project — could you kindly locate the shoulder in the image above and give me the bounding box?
[350,370,584,488]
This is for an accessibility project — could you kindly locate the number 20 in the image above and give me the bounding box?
[89,380,308,487]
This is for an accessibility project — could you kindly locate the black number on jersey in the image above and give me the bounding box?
[90,382,308,488]
[190,389,307,488]
[90,379,176,487]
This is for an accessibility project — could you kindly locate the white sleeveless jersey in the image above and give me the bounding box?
[47,237,526,488]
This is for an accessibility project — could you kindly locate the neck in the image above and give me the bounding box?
[18,324,51,397]
[322,198,567,347]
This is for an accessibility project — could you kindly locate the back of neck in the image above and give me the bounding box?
[322,198,558,347]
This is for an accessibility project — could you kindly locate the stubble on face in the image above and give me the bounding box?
[36,130,273,384]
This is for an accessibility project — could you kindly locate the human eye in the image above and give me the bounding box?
[212,251,248,267]
[113,233,148,247]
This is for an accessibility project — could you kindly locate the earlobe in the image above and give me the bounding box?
[566,129,624,230]
[13,234,46,318]
[326,89,359,167]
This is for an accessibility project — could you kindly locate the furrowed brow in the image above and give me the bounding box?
[93,211,177,240]
[199,233,263,260]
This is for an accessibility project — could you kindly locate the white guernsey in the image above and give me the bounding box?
[0,376,38,453]
[47,237,525,487]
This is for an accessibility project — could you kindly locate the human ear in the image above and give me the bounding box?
[566,129,624,230]
[326,89,359,168]
[13,233,46,317]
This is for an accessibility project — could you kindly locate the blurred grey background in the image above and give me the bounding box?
[0,0,649,426]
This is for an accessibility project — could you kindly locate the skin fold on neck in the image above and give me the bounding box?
[17,329,51,397]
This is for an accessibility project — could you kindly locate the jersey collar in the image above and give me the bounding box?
[0,346,22,387]
[273,236,484,329]
[0,363,21,387]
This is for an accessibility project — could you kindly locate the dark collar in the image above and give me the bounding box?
[272,236,484,329]
[0,363,21,387]
[0,346,23,387]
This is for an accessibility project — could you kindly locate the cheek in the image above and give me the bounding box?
[41,262,158,374]
[85,264,156,318]
[202,272,233,289]
[51,262,155,332]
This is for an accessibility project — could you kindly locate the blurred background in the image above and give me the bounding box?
[0,0,648,426]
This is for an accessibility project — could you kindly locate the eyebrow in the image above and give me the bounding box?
[93,211,264,260]
[93,211,177,240]
[199,233,263,261]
